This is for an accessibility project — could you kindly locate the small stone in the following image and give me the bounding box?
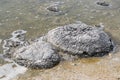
[47,6,60,12]
[96,1,109,7]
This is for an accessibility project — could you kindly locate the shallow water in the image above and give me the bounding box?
[0,0,120,80]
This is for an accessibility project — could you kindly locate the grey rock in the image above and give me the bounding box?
[11,30,27,41]
[96,1,109,7]
[2,30,28,58]
[47,21,114,57]
[13,38,60,69]
[47,6,60,12]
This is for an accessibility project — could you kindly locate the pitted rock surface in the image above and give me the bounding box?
[3,30,28,58]
[13,38,60,69]
[47,22,114,57]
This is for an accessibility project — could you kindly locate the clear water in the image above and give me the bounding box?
[0,0,120,80]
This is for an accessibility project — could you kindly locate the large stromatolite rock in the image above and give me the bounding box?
[13,38,60,69]
[47,22,114,57]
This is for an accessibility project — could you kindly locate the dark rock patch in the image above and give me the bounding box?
[47,6,60,12]
[96,1,109,7]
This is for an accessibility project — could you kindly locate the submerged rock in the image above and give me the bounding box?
[96,1,109,7]
[3,30,28,58]
[82,0,120,10]
[13,38,60,69]
[47,21,114,57]
[47,6,60,12]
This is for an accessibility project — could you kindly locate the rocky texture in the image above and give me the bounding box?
[96,1,109,7]
[47,6,60,12]
[2,30,29,58]
[47,22,114,57]
[12,38,60,69]
[2,22,115,69]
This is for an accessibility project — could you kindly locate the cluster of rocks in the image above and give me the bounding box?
[3,21,114,69]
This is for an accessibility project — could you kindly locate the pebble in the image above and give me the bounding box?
[47,6,60,12]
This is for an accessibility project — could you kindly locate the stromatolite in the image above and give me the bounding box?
[13,38,60,69]
[47,22,114,57]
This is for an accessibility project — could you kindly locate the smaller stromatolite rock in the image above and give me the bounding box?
[13,38,60,69]
[96,1,109,7]
[47,6,60,12]
[47,21,114,57]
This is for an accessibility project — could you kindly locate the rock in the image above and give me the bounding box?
[47,6,60,12]
[12,38,60,69]
[2,30,28,58]
[11,30,27,41]
[47,21,114,57]
[96,1,109,7]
